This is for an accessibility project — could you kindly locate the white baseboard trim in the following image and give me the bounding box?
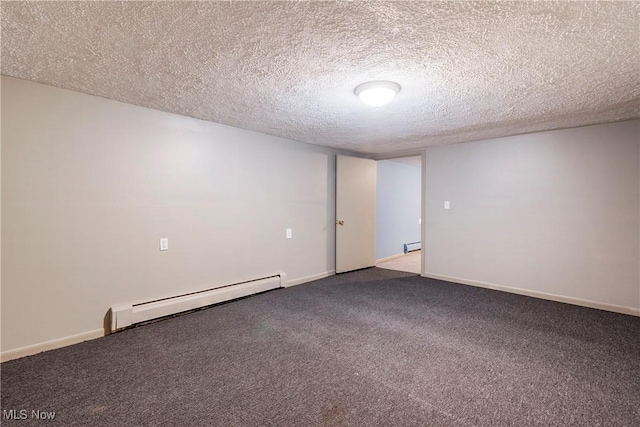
[376,253,407,264]
[285,270,336,288]
[422,272,640,317]
[1,329,105,363]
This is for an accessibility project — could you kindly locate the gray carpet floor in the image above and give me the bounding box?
[1,268,639,426]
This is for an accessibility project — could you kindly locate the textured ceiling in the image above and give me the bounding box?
[2,1,639,155]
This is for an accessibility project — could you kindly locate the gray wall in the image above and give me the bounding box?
[1,76,338,353]
[3,76,638,355]
[423,120,640,314]
[376,159,421,259]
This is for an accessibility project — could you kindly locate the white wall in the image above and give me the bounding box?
[376,159,421,259]
[1,76,339,354]
[423,120,640,315]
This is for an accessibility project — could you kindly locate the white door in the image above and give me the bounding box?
[336,155,376,273]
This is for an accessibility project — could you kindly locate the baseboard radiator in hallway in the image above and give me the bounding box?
[403,241,421,254]
[110,273,285,332]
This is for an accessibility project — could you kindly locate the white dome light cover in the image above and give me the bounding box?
[354,81,401,107]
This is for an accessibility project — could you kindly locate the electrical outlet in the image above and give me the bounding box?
[159,238,169,251]
[444,201,450,209]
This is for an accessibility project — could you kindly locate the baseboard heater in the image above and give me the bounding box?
[110,273,286,332]
[403,241,421,254]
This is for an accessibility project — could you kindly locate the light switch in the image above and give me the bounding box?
[418,218,421,225]
[159,238,169,251]
[286,229,292,239]
[444,201,450,209]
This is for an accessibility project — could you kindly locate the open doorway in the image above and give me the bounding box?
[375,156,423,274]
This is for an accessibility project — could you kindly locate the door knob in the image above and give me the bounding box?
[336,220,345,226]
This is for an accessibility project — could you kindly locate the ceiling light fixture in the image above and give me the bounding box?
[354,81,401,107]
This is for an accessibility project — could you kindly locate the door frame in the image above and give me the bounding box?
[370,151,426,276]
